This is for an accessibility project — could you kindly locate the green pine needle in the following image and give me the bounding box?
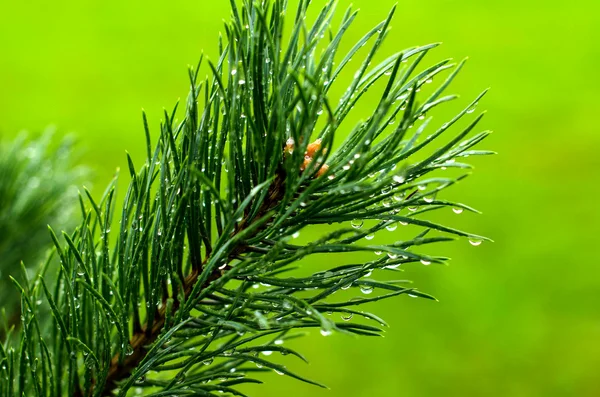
[0,1,492,396]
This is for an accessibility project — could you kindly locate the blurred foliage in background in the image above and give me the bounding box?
[0,132,86,323]
[0,0,598,396]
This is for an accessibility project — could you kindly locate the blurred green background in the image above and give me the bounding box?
[1,0,599,396]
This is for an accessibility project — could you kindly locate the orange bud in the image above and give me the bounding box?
[316,164,329,178]
[301,156,312,171]
[306,139,322,158]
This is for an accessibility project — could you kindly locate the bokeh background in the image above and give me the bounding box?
[1,0,599,396]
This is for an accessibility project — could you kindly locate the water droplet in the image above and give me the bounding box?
[393,175,405,184]
[386,223,398,232]
[387,252,398,259]
[365,234,375,241]
[262,351,273,356]
[393,193,404,202]
[238,79,246,85]
[469,239,483,247]
[381,186,392,195]
[389,117,396,125]
[466,102,478,114]
[341,313,353,321]
[420,259,431,266]
[423,196,434,203]
[203,358,214,365]
[231,69,238,76]
[274,369,285,376]
[125,345,134,356]
[386,263,401,270]
[374,250,382,256]
[292,231,300,239]
[452,207,464,214]
[351,219,364,229]
[320,329,332,337]
[341,284,352,290]
[382,198,393,208]
[223,349,235,356]
[408,206,418,212]
[418,185,427,191]
[360,285,374,295]
[408,294,418,298]
[274,339,284,345]
[426,78,433,84]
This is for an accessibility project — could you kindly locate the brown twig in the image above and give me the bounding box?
[101,270,215,395]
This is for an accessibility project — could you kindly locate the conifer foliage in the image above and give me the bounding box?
[0,1,492,396]
[0,131,84,329]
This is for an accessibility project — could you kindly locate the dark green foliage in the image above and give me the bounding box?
[0,1,492,396]
[0,131,86,323]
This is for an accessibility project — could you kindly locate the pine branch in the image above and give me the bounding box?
[102,172,287,395]
[1,1,493,396]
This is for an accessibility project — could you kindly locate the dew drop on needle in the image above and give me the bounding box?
[341,313,353,321]
[360,285,374,295]
[351,219,364,229]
